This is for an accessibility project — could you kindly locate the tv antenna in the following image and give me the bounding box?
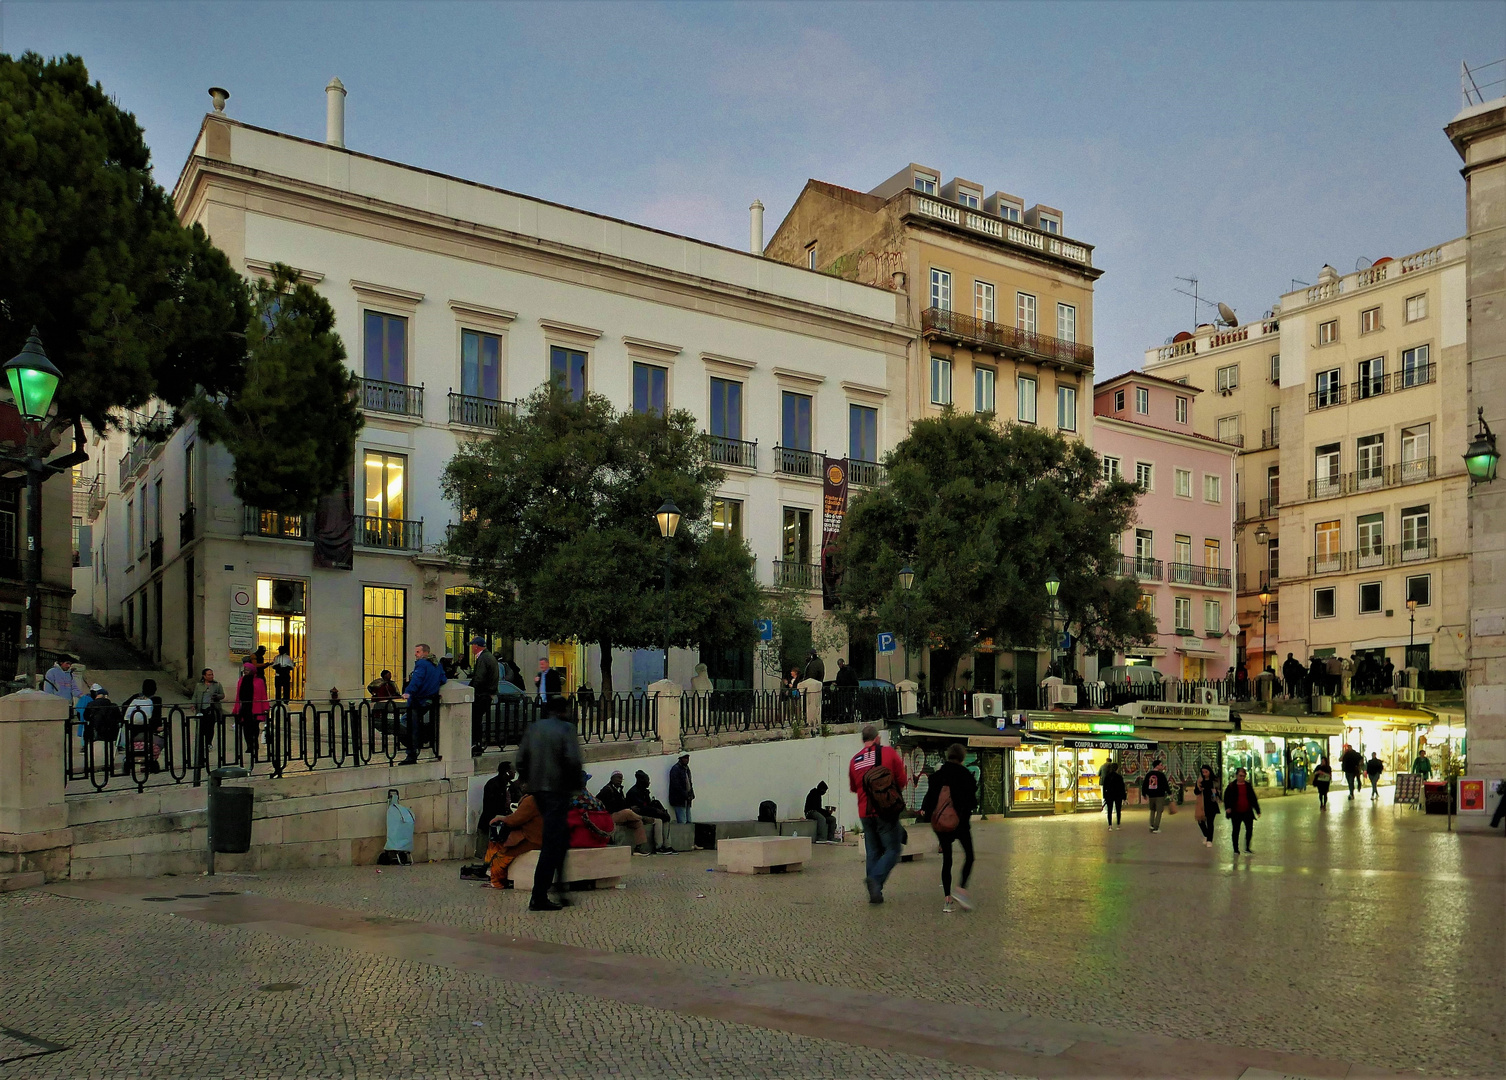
[1173,277,1237,327]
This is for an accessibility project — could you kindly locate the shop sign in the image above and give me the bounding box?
[1065,738,1158,750]
[1119,700,1231,724]
[229,583,257,654]
[967,735,1019,748]
[1458,778,1487,813]
[1030,719,1137,735]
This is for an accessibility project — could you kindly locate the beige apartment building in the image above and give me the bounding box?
[1145,239,1468,679]
[765,164,1102,445]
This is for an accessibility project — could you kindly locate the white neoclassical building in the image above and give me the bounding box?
[82,88,910,698]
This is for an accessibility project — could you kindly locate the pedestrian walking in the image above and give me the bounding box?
[1365,752,1385,801]
[191,668,225,766]
[668,753,694,823]
[920,743,976,913]
[1102,761,1126,830]
[1141,758,1171,832]
[1340,744,1364,800]
[42,654,84,704]
[271,644,296,702]
[1223,767,1261,856]
[1313,756,1334,810]
[1411,749,1433,780]
[468,636,500,755]
[517,696,584,911]
[534,656,564,702]
[1192,764,1220,847]
[848,723,908,904]
[399,644,446,765]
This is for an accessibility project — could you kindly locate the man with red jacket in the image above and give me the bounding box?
[849,723,909,905]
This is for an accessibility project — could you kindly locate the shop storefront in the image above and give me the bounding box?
[1228,717,1344,796]
[892,716,1018,818]
[1332,703,1432,783]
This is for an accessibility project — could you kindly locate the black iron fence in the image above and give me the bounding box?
[472,692,658,752]
[64,699,443,794]
[683,689,798,735]
[820,685,901,727]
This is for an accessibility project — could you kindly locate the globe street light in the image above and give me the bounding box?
[1,329,81,687]
[656,500,680,680]
[1463,407,1499,484]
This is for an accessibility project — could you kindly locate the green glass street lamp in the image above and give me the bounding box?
[1045,572,1061,676]
[4,329,61,422]
[898,564,915,591]
[1464,407,1499,484]
[656,500,680,680]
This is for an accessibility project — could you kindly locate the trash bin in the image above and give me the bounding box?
[208,766,253,854]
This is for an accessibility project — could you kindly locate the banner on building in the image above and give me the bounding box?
[314,478,354,570]
[821,456,848,610]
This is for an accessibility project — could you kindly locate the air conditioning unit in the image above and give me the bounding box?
[1396,686,1425,704]
[1310,693,1333,714]
[1192,687,1216,705]
[1046,684,1078,707]
[972,693,1005,719]
[267,578,305,615]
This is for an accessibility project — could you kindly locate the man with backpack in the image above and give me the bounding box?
[1141,758,1171,832]
[848,723,908,905]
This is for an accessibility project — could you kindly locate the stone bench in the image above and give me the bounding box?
[777,819,823,839]
[508,845,632,890]
[664,822,696,852]
[899,836,935,862]
[716,835,812,875]
[693,820,778,850]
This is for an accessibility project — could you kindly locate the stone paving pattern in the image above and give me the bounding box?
[1,795,1501,1077]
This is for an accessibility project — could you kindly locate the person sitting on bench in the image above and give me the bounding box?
[626,770,674,854]
[485,790,542,890]
[595,770,654,853]
[804,781,838,842]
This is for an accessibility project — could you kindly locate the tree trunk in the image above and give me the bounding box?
[598,636,614,717]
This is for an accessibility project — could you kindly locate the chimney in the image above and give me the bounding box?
[325,77,347,147]
[208,87,230,113]
[749,199,764,255]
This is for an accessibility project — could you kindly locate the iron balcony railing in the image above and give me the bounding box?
[244,506,310,540]
[1235,502,1248,523]
[1308,474,1347,500]
[773,559,820,590]
[149,536,163,570]
[448,392,516,429]
[1118,554,1163,581]
[1237,571,1274,596]
[1397,456,1437,484]
[1308,552,1350,576]
[1166,563,1233,588]
[921,307,1094,371]
[773,445,820,478]
[179,506,196,547]
[1216,432,1245,448]
[848,459,886,487]
[1259,497,1277,518]
[1308,384,1348,411]
[358,377,425,418]
[1396,538,1439,563]
[472,691,658,752]
[705,434,757,470]
[1394,363,1436,391]
[355,515,424,551]
[73,475,103,519]
[1261,427,1279,449]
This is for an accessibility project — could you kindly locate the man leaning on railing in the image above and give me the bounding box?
[400,644,447,765]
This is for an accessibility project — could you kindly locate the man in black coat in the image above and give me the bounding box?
[477,762,515,858]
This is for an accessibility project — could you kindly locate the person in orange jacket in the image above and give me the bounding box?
[485,791,544,889]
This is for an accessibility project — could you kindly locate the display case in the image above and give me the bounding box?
[1075,748,1110,808]
[1011,745,1055,808]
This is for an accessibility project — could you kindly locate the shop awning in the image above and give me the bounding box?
[966,734,1022,748]
[1331,703,1434,725]
[1238,717,1345,736]
[897,715,1017,741]
[1176,646,1225,658]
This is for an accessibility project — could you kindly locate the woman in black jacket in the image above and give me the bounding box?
[920,743,979,913]
[1191,764,1220,848]
[1102,762,1127,829]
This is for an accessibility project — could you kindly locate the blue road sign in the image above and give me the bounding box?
[1060,629,1074,651]
[877,632,897,654]
[756,618,775,642]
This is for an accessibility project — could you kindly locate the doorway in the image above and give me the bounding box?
[256,577,307,700]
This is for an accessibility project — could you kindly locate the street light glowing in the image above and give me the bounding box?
[655,499,681,539]
[1406,598,1418,612]
[1044,573,1060,598]
[898,564,915,591]
[1464,407,1498,484]
[4,328,61,422]
[1259,588,1272,607]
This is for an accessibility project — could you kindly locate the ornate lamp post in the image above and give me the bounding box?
[1463,407,1499,484]
[2,330,70,687]
[898,564,915,681]
[1045,572,1061,676]
[655,499,680,680]
[1406,597,1419,666]
[1258,587,1272,673]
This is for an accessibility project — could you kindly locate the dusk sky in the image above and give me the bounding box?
[8,0,1503,374]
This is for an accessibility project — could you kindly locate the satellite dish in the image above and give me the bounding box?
[1217,302,1238,327]
[1355,257,1372,271]
[1163,336,1175,345]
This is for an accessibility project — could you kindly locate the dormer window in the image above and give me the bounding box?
[957,190,980,209]
[1001,205,1021,223]
[914,174,938,194]
[1041,216,1061,234]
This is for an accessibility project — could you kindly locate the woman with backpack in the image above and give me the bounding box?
[919,743,977,913]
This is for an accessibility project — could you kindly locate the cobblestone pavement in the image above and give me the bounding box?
[1,794,1500,1078]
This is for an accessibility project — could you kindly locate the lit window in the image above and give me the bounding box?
[711,498,744,541]
[363,586,406,687]
[930,357,952,405]
[363,451,406,522]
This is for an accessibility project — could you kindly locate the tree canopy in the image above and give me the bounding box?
[0,52,361,511]
[441,381,762,696]
[834,412,1154,679]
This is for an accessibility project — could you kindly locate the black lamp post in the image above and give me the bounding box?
[898,564,915,681]
[1,329,74,688]
[1406,598,1418,665]
[1463,407,1499,484]
[655,499,680,680]
[1045,572,1061,675]
[1258,587,1272,672]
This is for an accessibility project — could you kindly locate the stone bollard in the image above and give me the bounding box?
[799,678,823,735]
[0,690,73,883]
[647,679,682,753]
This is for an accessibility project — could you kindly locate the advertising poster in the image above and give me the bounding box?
[821,456,848,610]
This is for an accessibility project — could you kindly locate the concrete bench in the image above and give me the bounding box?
[778,819,823,839]
[716,835,811,875]
[899,836,936,862]
[508,845,632,890]
[693,820,778,850]
[664,822,696,852]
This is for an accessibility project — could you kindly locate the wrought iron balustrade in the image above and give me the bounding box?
[358,377,424,418]
[705,434,757,470]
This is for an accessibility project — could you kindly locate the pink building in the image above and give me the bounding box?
[1092,372,1238,681]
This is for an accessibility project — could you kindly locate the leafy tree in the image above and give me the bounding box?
[0,53,359,512]
[442,381,762,697]
[188,267,363,511]
[834,412,1154,682]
